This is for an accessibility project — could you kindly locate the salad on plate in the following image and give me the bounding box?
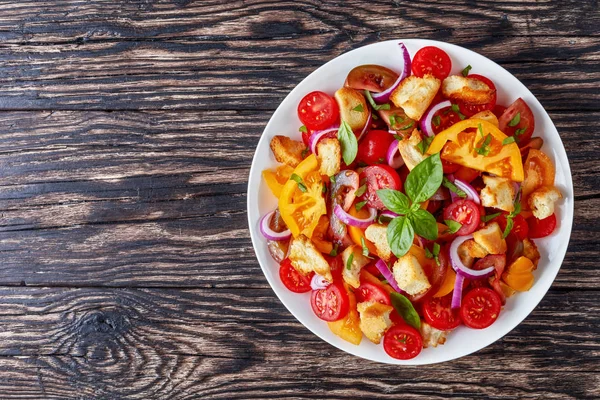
[258,42,562,360]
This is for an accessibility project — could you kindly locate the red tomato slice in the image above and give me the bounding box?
[443,199,481,236]
[356,130,395,166]
[453,166,480,183]
[297,91,339,131]
[527,214,557,238]
[279,258,312,293]
[360,165,402,210]
[423,294,461,330]
[310,282,349,321]
[383,324,423,360]
[323,254,343,281]
[460,287,502,329]
[344,65,399,93]
[356,282,391,305]
[457,74,497,117]
[498,98,535,145]
[492,104,507,119]
[442,159,461,174]
[494,214,529,240]
[412,46,452,80]
[432,105,463,135]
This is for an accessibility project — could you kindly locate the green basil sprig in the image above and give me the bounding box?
[337,120,358,165]
[390,292,421,330]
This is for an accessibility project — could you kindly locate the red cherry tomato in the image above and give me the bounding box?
[494,214,529,241]
[443,199,481,236]
[383,324,423,360]
[360,165,402,210]
[279,258,312,293]
[310,282,349,321]
[356,130,395,166]
[460,287,502,329]
[356,282,391,305]
[412,46,452,80]
[297,91,339,131]
[457,74,497,117]
[492,104,507,119]
[527,214,557,238]
[344,65,399,93]
[498,98,535,145]
[423,294,461,330]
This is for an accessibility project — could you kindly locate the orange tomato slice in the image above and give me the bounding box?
[347,205,378,255]
[521,148,556,202]
[262,164,294,198]
[502,256,535,292]
[312,215,333,254]
[327,282,362,345]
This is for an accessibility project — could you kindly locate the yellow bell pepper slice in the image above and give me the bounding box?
[262,164,294,198]
[427,119,524,182]
[278,154,326,238]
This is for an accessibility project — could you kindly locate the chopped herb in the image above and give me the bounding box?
[352,104,364,112]
[475,123,492,156]
[301,147,309,158]
[360,237,370,257]
[355,184,367,197]
[502,198,522,238]
[389,114,396,126]
[417,135,434,155]
[322,184,327,194]
[364,90,391,111]
[508,112,521,127]
[346,253,354,270]
[502,136,516,146]
[299,125,308,133]
[433,242,440,256]
[514,127,527,136]
[461,65,472,77]
[424,243,441,266]
[290,173,307,192]
[432,115,441,127]
[442,177,467,198]
[444,219,462,234]
[393,134,403,141]
[398,121,415,131]
[329,175,336,186]
[355,200,368,211]
[371,113,379,120]
[425,247,433,258]
[451,104,466,120]
[481,212,501,223]
[329,243,339,257]
[381,280,388,285]
[389,114,405,128]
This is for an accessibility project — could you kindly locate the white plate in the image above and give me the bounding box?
[247,39,574,364]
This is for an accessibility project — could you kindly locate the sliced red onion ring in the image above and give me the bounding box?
[260,210,292,241]
[449,234,495,279]
[386,139,404,169]
[454,178,480,204]
[420,100,452,137]
[310,274,331,290]
[358,110,372,141]
[371,43,411,104]
[308,126,339,155]
[333,204,376,229]
[375,259,404,293]
[451,273,465,309]
[380,210,400,220]
[512,181,521,194]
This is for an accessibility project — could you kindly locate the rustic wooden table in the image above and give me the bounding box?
[0,1,598,398]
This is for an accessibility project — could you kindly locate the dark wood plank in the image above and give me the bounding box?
[0,287,596,399]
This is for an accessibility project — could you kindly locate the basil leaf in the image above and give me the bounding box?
[390,292,421,330]
[502,136,516,146]
[444,219,462,234]
[376,189,410,215]
[337,120,358,165]
[360,237,370,257]
[417,135,434,155]
[346,253,354,270]
[461,65,472,77]
[387,216,414,258]
[442,177,467,198]
[404,153,443,204]
[408,209,438,241]
[355,200,368,211]
[481,212,501,223]
[299,125,308,133]
[508,112,521,127]
[502,217,514,239]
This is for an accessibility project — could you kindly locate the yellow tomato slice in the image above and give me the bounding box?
[427,119,524,182]
[278,154,326,238]
[313,215,333,254]
[328,282,362,345]
[262,164,294,198]
[521,148,556,202]
[502,256,535,292]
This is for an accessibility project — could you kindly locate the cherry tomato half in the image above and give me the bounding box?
[527,214,557,238]
[279,258,312,293]
[460,287,502,329]
[356,130,395,166]
[494,214,529,241]
[443,199,481,236]
[412,46,452,80]
[344,65,399,93]
[310,282,349,321]
[498,98,535,145]
[356,282,391,305]
[423,293,461,330]
[457,74,497,117]
[297,91,339,131]
[383,324,423,360]
[360,165,403,210]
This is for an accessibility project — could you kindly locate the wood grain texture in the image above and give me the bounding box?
[0,0,597,398]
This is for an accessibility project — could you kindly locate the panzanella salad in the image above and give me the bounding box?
[260,43,562,360]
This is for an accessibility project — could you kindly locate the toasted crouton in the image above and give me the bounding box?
[480,175,516,212]
[357,301,393,344]
[470,110,499,127]
[334,87,369,132]
[528,186,562,220]
[341,245,371,288]
[442,75,495,105]
[392,253,431,296]
[316,138,341,176]
[523,238,541,269]
[419,322,448,348]
[288,235,332,282]
[365,223,392,263]
[459,239,489,259]
[269,135,307,168]
[457,241,475,268]
[397,129,427,170]
[390,74,441,120]
[473,222,507,255]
